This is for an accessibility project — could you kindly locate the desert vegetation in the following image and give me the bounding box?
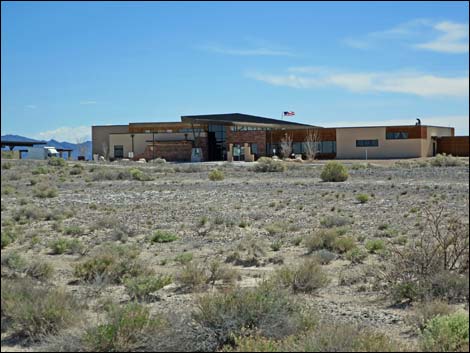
[1,157,469,352]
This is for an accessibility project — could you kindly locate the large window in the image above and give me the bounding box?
[114,145,124,158]
[230,126,272,132]
[386,131,409,139]
[356,139,379,147]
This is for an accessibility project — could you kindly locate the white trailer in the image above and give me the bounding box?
[23,146,60,160]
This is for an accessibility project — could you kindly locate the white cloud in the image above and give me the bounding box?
[344,19,469,54]
[79,100,97,105]
[415,21,469,53]
[34,126,91,142]
[247,69,469,97]
[317,115,469,135]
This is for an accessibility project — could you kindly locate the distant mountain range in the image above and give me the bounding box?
[1,134,92,160]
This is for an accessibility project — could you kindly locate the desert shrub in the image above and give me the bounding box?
[110,223,135,242]
[421,311,469,352]
[305,229,339,253]
[346,247,368,264]
[270,239,283,252]
[1,184,16,195]
[320,215,351,228]
[124,275,172,301]
[273,259,329,293]
[49,237,83,255]
[226,322,406,352]
[333,236,357,253]
[74,244,149,284]
[406,300,455,332]
[25,260,54,281]
[1,278,81,339]
[209,169,225,181]
[226,237,266,267]
[83,303,163,352]
[178,260,238,291]
[320,161,348,182]
[13,205,44,222]
[32,166,49,175]
[129,168,153,181]
[380,206,469,303]
[48,157,66,167]
[193,282,313,347]
[69,165,83,175]
[365,239,386,253]
[1,228,17,248]
[430,153,463,167]
[253,157,286,172]
[356,193,369,203]
[1,251,27,272]
[33,183,58,198]
[2,161,13,169]
[150,230,178,243]
[312,249,336,265]
[63,225,83,235]
[174,252,193,265]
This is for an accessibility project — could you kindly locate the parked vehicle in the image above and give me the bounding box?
[23,146,60,160]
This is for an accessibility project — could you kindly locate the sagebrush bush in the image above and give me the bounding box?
[1,228,17,248]
[178,260,238,291]
[129,168,153,181]
[1,278,81,339]
[356,194,369,203]
[253,157,286,172]
[48,157,66,167]
[124,274,172,301]
[226,237,266,267]
[83,303,164,352]
[305,229,339,253]
[320,215,352,228]
[320,161,349,182]
[150,230,178,243]
[365,239,386,253]
[406,300,455,332]
[193,281,313,348]
[209,169,225,181]
[226,321,407,352]
[312,249,336,265]
[346,247,368,264]
[273,259,330,293]
[333,236,357,253]
[421,311,469,352]
[25,260,54,281]
[33,183,58,198]
[74,244,149,284]
[49,237,83,255]
[430,153,463,167]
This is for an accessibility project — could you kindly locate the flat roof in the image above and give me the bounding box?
[181,113,314,127]
[1,139,47,148]
[331,125,454,129]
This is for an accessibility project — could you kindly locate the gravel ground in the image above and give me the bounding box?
[1,157,469,351]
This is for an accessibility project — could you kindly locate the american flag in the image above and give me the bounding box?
[283,111,295,116]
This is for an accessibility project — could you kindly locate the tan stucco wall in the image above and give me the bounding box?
[423,127,454,157]
[336,127,423,159]
[92,125,129,156]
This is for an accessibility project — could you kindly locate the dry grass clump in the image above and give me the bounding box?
[33,182,58,198]
[124,274,172,301]
[49,237,84,255]
[429,153,463,167]
[1,278,81,340]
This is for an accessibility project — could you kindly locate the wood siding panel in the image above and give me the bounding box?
[385,126,426,139]
[268,128,336,142]
[437,136,469,157]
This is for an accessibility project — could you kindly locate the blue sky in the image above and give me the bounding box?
[1,1,469,141]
